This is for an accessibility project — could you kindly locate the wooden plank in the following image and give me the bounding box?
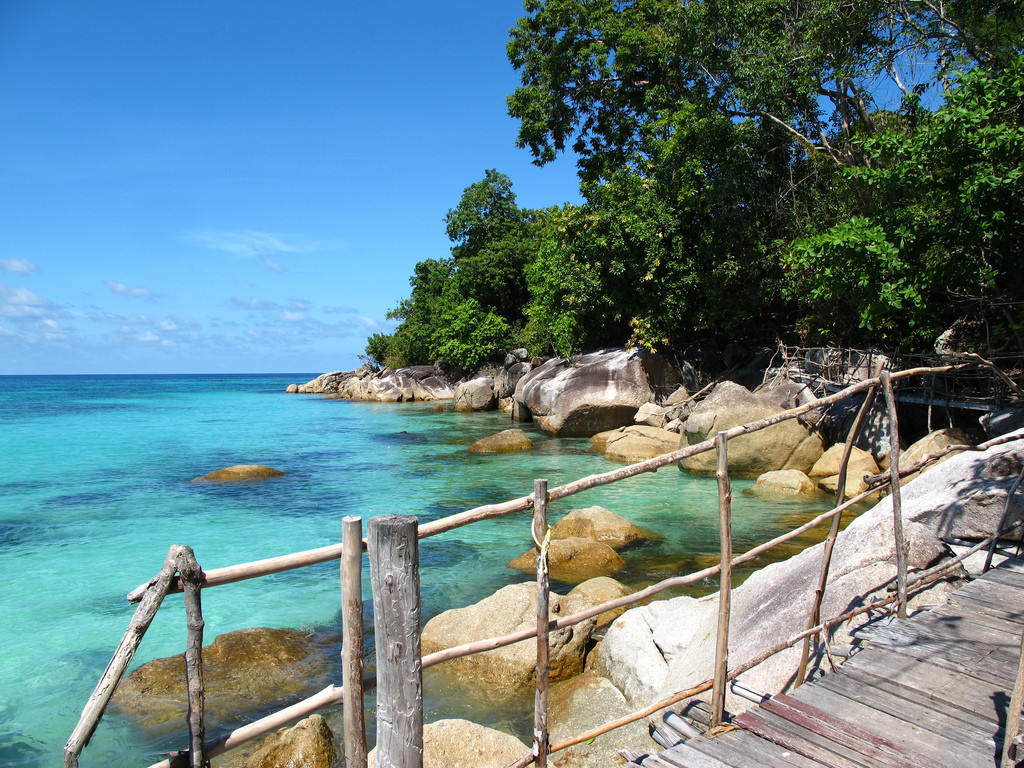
[949,578,1024,616]
[645,752,704,768]
[656,742,738,768]
[790,675,991,768]
[761,694,949,768]
[944,591,1024,627]
[735,708,879,768]
[980,565,1024,590]
[862,619,1018,658]
[841,647,1011,718]
[685,728,828,768]
[832,662,999,733]
[861,633,1016,685]
[927,600,1024,639]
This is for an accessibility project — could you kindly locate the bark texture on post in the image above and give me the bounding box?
[710,431,733,727]
[880,371,909,618]
[533,479,550,768]
[342,516,368,768]
[175,546,206,768]
[368,515,422,768]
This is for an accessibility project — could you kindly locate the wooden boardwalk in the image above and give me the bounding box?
[640,558,1024,768]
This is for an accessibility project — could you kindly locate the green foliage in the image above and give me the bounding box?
[431,298,512,371]
[785,56,1024,348]
[364,332,392,367]
[370,171,538,371]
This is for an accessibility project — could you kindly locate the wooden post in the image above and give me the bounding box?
[64,545,181,768]
[881,371,909,619]
[533,479,550,768]
[710,432,733,727]
[797,365,882,685]
[342,516,368,768]
[175,546,206,768]
[1001,627,1024,768]
[368,515,422,768]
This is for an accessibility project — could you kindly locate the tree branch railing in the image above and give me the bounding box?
[64,361,1024,768]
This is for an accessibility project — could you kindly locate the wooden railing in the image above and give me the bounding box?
[63,362,1024,768]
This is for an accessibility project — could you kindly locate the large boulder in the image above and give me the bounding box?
[899,427,973,484]
[808,444,881,497]
[507,537,626,584]
[189,465,286,483]
[368,719,529,768]
[595,433,1024,710]
[678,381,824,477]
[242,714,336,768]
[568,577,634,628]
[513,348,686,437]
[420,583,598,690]
[112,628,334,733]
[494,361,532,400]
[748,469,819,498]
[467,429,534,454]
[454,375,497,412]
[603,425,681,463]
[547,672,652,768]
[550,506,657,549]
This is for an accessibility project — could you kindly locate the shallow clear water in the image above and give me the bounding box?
[0,374,834,766]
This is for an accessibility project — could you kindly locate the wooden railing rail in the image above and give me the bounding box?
[66,361,1024,768]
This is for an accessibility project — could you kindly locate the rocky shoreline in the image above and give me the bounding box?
[113,350,1024,767]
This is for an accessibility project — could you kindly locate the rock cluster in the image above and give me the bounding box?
[512,348,689,436]
[289,364,454,401]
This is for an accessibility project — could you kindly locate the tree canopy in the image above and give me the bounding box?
[369,1,1023,372]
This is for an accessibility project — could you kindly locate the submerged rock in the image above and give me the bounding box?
[189,464,286,483]
[507,537,626,584]
[112,627,334,733]
[467,428,534,454]
[550,506,658,549]
[242,714,336,768]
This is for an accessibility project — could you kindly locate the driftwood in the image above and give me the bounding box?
[341,516,367,768]
[175,546,206,768]
[64,545,181,768]
[710,432,732,727]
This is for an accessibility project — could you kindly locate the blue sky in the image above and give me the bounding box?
[0,1,581,375]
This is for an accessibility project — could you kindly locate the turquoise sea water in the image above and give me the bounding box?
[0,374,832,767]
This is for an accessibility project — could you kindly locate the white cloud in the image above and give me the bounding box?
[105,280,158,299]
[0,284,69,321]
[0,258,39,275]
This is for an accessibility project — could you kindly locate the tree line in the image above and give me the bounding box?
[367,0,1023,373]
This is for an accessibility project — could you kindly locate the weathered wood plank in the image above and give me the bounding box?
[761,693,949,768]
[830,662,998,733]
[735,708,880,768]
[685,727,827,768]
[789,675,990,768]
[645,752,705,768]
[656,742,737,768]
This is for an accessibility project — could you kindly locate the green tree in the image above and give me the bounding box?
[785,57,1024,349]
